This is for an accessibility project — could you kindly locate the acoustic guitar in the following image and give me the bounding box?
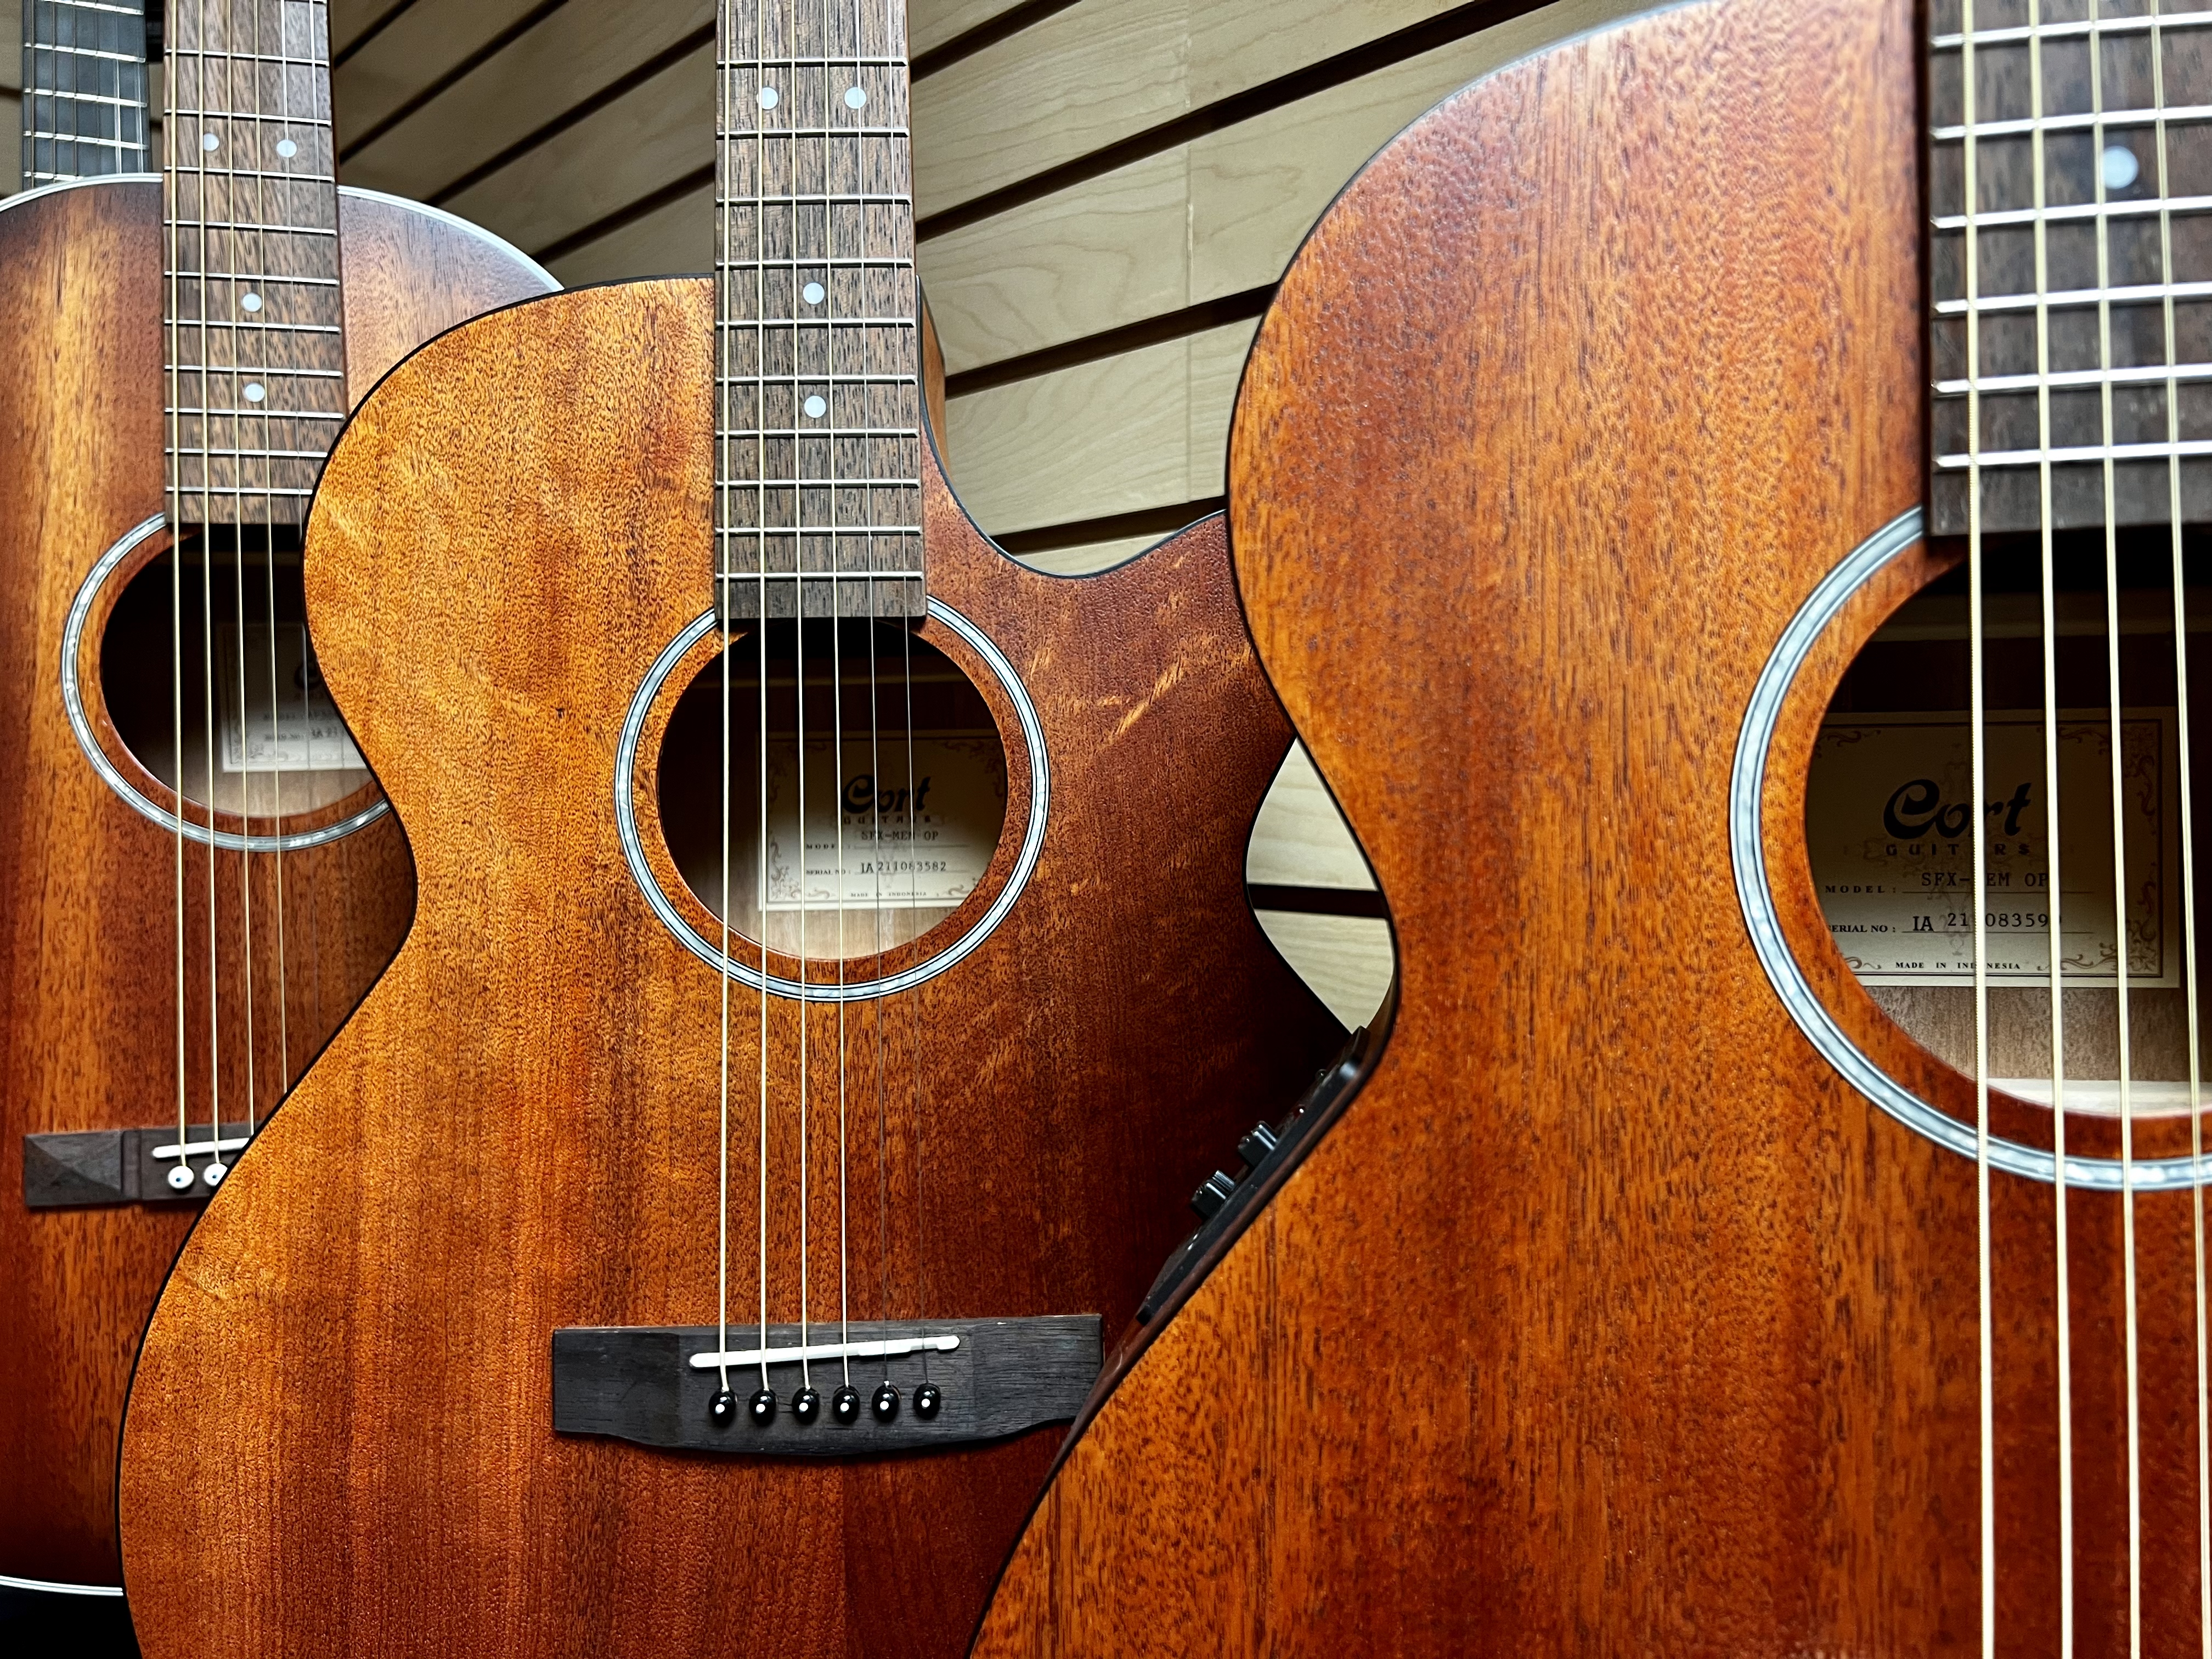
[0,0,552,1599]
[114,0,1340,1654]
[974,0,2212,1650]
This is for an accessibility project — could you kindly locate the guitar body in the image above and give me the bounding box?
[0,177,552,1587]
[116,276,1339,1658]
[979,0,2200,1649]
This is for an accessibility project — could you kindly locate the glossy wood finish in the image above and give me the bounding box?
[970,0,2194,1649]
[116,275,1339,1658]
[0,176,552,1587]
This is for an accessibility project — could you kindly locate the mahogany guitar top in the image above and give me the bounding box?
[116,276,1340,1658]
[0,178,552,1587]
[966,0,2121,1650]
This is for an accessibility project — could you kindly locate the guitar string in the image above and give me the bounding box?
[1959,9,1998,1654]
[230,0,258,1153]
[263,0,294,1107]
[715,0,733,1404]
[2024,4,2078,1644]
[2083,8,2149,1647]
[784,0,815,1406]
[169,0,189,1176]
[827,0,852,1400]
[2148,1,2212,1643]
[198,0,224,1189]
[891,0,930,1387]
[754,0,772,1402]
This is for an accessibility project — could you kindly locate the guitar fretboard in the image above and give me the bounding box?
[164,0,347,530]
[715,0,925,620]
[1929,1,2212,535]
[22,0,151,187]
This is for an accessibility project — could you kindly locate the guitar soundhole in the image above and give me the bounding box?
[655,617,1009,961]
[97,531,373,822]
[1805,532,2212,1119]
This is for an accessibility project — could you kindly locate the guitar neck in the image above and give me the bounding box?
[714,0,926,622]
[21,0,153,187]
[1928,3,2212,537]
[164,0,346,532]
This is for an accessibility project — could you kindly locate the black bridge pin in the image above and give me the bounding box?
[871,1381,901,1422]
[792,1386,821,1425]
[709,1389,737,1427]
[913,1383,942,1420]
[831,1386,860,1425]
[747,1388,776,1426]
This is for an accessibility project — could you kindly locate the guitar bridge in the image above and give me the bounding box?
[22,1122,253,1208]
[552,1315,1101,1455]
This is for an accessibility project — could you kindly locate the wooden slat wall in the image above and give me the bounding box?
[0,0,1656,1025]
[2,0,20,198]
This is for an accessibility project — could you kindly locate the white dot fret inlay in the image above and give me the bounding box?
[844,86,866,109]
[241,294,263,313]
[244,384,267,403]
[758,86,779,109]
[802,281,825,305]
[2103,144,2141,191]
[200,132,219,151]
[276,138,298,159]
[803,394,828,418]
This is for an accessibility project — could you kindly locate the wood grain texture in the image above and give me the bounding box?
[0,175,551,1588]
[967,0,2142,1649]
[117,274,1340,1659]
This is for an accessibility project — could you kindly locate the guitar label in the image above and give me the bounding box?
[1806,710,2179,987]
[759,731,1006,912]
[216,624,365,774]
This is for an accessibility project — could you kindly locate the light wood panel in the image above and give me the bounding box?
[918,0,1646,375]
[1251,912,1392,1029]
[336,0,553,147]
[546,179,710,286]
[913,0,1035,58]
[341,1,714,200]
[2,0,18,198]
[1248,746,1374,893]
[944,318,1252,535]
[911,0,1503,219]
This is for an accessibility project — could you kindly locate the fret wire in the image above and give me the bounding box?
[1937,438,2212,466]
[167,273,342,287]
[165,49,331,66]
[165,409,346,421]
[184,320,345,334]
[1934,194,2212,229]
[1938,361,2212,394]
[26,90,146,110]
[1936,12,2212,48]
[166,111,335,129]
[718,317,919,326]
[1939,279,2212,315]
[26,131,146,145]
[29,43,145,65]
[1936,105,2212,141]
[167,367,348,379]
[167,449,338,461]
[716,258,914,269]
[163,221,340,236]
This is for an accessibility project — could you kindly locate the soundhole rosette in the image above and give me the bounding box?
[1731,509,2212,1191]
[61,514,390,853]
[615,600,1049,1002]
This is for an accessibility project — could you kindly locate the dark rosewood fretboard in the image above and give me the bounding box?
[1930,1,2212,535]
[165,0,346,529]
[715,0,925,619]
[22,0,153,188]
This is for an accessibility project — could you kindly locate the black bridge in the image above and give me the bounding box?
[552,1316,1101,1455]
[22,1122,252,1208]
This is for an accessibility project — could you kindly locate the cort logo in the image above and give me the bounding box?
[1882,777,2033,842]
[844,772,933,816]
